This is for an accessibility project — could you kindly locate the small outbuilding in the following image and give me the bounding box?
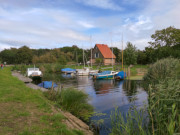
[91,44,116,65]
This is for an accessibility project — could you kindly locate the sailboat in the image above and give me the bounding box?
[115,33,126,80]
[76,47,90,76]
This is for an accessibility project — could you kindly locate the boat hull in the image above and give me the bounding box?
[93,74,114,79]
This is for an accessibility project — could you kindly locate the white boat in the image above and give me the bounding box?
[26,68,42,77]
[76,67,90,76]
[93,70,118,79]
[89,70,99,76]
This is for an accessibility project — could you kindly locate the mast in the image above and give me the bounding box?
[90,35,92,68]
[83,47,85,68]
[111,32,113,67]
[122,33,123,69]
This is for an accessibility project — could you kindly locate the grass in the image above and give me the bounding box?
[110,106,149,135]
[44,88,94,122]
[0,67,83,135]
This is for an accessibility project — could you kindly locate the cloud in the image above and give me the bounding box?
[75,0,123,10]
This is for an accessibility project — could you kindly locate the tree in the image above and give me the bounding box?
[149,26,180,48]
[137,50,147,65]
[124,42,137,65]
[111,47,121,63]
[0,48,17,64]
[15,46,33,64]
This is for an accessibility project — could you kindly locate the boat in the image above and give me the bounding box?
[93,70,118,79]
[38,81,57,89]
[61,68,76,74]
[26,67,42,77]
[89,70,99,76]
[76,67,90,76]
[115,71,126,80]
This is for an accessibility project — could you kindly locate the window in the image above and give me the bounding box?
[95,53,99,58]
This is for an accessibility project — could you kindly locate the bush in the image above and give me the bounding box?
[143,58,180,85]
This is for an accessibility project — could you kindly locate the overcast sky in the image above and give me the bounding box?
[0,0,180,51]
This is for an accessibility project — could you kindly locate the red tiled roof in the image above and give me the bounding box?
[96,44,116,59]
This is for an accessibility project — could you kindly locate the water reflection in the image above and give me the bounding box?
[36,74,148,135]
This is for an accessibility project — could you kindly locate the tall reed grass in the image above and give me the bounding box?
[110,106,149,135]
[110,58,180,135]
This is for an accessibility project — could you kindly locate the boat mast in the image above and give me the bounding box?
[83,46,85,68]
[111,32,113,68]
[90,35,92,68]
[122,33,123,69]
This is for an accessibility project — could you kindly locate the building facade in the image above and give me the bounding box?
[91,44,116,65]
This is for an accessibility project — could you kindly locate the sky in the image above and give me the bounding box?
[0,0,180,51]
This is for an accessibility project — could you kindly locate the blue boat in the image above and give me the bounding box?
[93,71,118,79]
[61,68,76,74]
[115,71,126,80]
[38,81,58,89]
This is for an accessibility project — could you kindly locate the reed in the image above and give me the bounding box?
[110,58,180,135]
[110,106,149,135]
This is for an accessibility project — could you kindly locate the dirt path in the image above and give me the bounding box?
[12,71,93,135]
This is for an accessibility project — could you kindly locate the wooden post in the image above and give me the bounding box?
[128,67,130,78]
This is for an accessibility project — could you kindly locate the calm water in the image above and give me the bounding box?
[34,73,148,135]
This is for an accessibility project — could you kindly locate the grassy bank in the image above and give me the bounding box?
[44,88,94,122]
[0,67,83,135]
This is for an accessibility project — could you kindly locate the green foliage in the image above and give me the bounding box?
[0,48,17,64]
[143,58,179,85]
[148,79,180,135]
[149,26,180,47]
[44,88,94,122]
[124,42,138,65]
[144,58,180,135]
[110,106,149,135]
[137,50,147,65]
[95,58,103,65]
[111,47,121,62]
[15,46,33,64]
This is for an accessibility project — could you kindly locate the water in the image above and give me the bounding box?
[36,73,148,135]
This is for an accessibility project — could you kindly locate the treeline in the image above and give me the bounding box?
[0,45,90,65]
[0,26,180,65]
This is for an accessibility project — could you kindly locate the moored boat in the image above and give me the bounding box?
[61,68,76,74]
[38,81,57,89]
[115,71,126,80]
[26,67,42,77]
[93,70,118,79]
[76,67,90,76]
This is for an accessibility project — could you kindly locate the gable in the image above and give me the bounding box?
[95,44,116,59]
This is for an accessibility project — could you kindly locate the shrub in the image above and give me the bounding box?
[143,58,179,85]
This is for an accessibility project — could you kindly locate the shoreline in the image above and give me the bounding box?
[11,71,93,135]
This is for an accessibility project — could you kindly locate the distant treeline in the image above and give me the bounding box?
[0,26,180,65]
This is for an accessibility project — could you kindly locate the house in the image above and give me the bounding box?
[91,44,116,65]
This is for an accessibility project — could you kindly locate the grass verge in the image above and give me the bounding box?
[0,67,83,135]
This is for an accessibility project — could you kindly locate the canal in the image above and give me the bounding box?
[34,73,148,135]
